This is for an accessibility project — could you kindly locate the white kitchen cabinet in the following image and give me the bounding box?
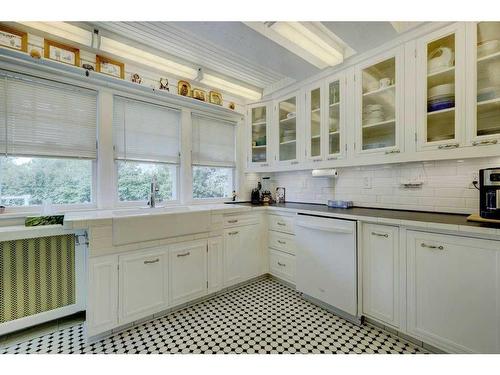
[169,240,208,307]
[274,92,303,166]
[247,101,272,169]
[87,255,118,337]
[269,249,295,284]
[416,23,466,151]
[305,82,324,161]
[223,223,260,287]
[362,224,400,328]
[354,46,405,156]
[119,247,169,324]
[407,230,500,353]
[465,22,500,147]
[208,236,223,294]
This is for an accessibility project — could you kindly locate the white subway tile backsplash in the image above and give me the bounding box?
[243,156,496,214]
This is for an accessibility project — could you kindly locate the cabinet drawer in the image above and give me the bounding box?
[269,249,295,284]
[223,214,259,228]
[269,215,295,234]
[268,231,296,255]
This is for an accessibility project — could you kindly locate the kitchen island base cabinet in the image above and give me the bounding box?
[362,224,400,329]
[223,224,260,288]
[169,240,208,307]
[407,230,500,353]
[119,248,169,325]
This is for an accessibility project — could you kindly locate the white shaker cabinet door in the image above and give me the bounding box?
[119,247,169,325]
[87,255,119,337]
[169,240,208,307]
[362,224,400,328]
[407,230,500,353]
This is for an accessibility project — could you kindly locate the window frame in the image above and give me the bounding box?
[191,165,236,203]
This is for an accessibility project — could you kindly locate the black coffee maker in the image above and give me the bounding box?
[479,168,500,219]
[251,181,262,204]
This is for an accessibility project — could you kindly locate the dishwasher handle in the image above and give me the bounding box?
[296,221,353,234]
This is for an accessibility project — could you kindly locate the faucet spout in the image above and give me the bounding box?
[148,175,159,208]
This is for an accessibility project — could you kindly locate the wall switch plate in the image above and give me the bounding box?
[363,176,372,189]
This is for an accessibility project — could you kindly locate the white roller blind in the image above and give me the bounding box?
[113,96,180,164]
[192,114,236,167]
[0,72,97,158]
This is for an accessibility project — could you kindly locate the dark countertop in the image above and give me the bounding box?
[226,202,500,230]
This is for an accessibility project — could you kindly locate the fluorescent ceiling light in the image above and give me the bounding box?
[100,36,198,79]
[19,22,92,46]
[201,73,262,101]
[246,22,349,69]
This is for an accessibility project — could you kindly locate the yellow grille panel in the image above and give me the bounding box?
[0,234,75,324]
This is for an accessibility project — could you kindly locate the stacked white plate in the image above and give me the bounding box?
[363,104,385,125]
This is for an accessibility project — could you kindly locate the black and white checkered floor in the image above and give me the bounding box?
[1,277,425,354]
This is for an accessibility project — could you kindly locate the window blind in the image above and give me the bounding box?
[191,114,236,167]
[0,71,97,159]
[113,96,181,164]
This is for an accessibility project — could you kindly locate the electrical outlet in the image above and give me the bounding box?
[363,176,372,189]
[469,172,479,189]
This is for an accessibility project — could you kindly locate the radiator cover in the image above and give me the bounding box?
[0,234,76,324]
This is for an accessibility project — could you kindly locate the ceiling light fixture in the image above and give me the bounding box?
[100,36,198,79]
[201,73,262,101]
[246,22,348,70]
[19,22,93,46]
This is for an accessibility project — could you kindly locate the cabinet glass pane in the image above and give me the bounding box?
[278,96,297,161]
[476,22,500,137]
[361,57,396,150]
[310,88,321,157]
[328,80,340,155]
[426,34,456,142]
[251,106,267,163]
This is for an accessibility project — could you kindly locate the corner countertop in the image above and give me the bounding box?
[225,202,500,237]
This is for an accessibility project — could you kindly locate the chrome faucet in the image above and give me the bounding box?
[147,175,160,208]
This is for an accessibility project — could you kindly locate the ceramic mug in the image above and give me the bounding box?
[379,77,392,88]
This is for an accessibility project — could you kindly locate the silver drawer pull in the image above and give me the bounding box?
[228,231,239,235]
[421,243,444,250]
[384,149,400,154]
[472,139,498,146]
[260,163,269,167]
[228,219,238,223]
[291,161,299,165]
[277,222,286,226]
[144,258,160,264]
[438,143,459,149]
[177,252,191,257]
[371,232,389,238]
[277,240,286,244]
[277,262,286,267]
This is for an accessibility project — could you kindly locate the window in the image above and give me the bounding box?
[0,71,97,207]
[191,114,236,199]
[113,96,180,203]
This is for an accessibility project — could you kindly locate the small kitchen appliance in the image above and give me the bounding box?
[251,181,262,204]
[480,168,500,219]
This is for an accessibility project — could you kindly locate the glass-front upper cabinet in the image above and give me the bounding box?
[275,93,300,164]
[326,78,343,158]
[468,22,500,146]
[416,23,465,151]
[305,84,323,160]
[355,47,403,155]
[247,102,271,168]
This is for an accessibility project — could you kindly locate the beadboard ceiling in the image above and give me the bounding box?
[87,22,412,96]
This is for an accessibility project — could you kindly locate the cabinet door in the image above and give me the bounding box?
[275,93,302,165]
[87,255,118,337]
[119,248,168,324]
[355,47,404,156]
[325,76,346,160]
[362,224,399,328]
[248,102,271,169]
[305,84,324,161]
[240,224,260,280]
[169,240,208,306]
[416,23,465,151]
[407,231,500,353]
[466,22,500,147]
[208,236,223,294]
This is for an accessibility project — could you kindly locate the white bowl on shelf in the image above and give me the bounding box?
[428,83,455,99]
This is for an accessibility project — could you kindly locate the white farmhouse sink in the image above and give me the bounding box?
[112,206,211,246]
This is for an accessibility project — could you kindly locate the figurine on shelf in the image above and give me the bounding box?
[159,77,169,91]
[82,63,94,71]
[30,49,41,59]
[228,102,236,110]
[177,80,191,97]
[131,73,142,84]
